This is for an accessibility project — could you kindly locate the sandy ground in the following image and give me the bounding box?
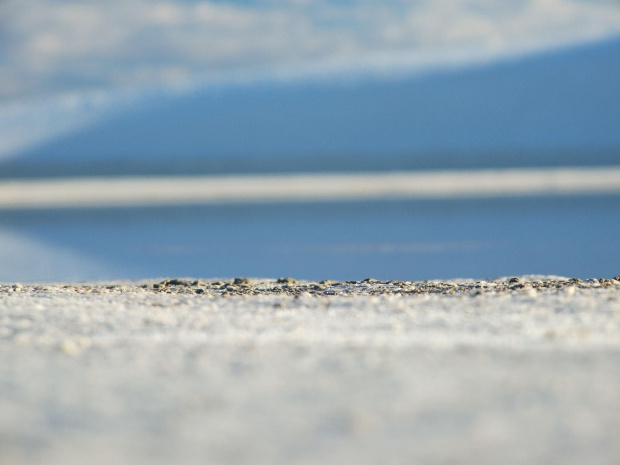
[1,277,620,465]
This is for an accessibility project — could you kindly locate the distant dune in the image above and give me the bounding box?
[1,37,619,178]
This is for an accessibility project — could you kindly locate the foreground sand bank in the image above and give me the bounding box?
[1,277,620,464]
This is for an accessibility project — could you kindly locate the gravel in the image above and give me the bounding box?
[1,276,620,464]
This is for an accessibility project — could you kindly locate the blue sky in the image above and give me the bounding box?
[1,1,619,282]
[2,0,620,102]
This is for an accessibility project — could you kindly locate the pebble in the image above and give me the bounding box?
[2,276,619,298]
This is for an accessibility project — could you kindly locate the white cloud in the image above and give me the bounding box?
[0,0,619,101]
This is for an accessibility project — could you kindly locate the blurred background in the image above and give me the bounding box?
[0,0,619,282]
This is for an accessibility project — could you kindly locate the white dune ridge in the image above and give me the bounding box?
[1,167,620,209]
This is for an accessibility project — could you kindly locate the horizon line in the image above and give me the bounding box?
[1,167,620,210]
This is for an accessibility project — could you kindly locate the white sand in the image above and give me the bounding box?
[2,167,620,209]
[1,278,620,464]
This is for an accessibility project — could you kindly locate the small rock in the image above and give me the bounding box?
[160,279,187,286]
